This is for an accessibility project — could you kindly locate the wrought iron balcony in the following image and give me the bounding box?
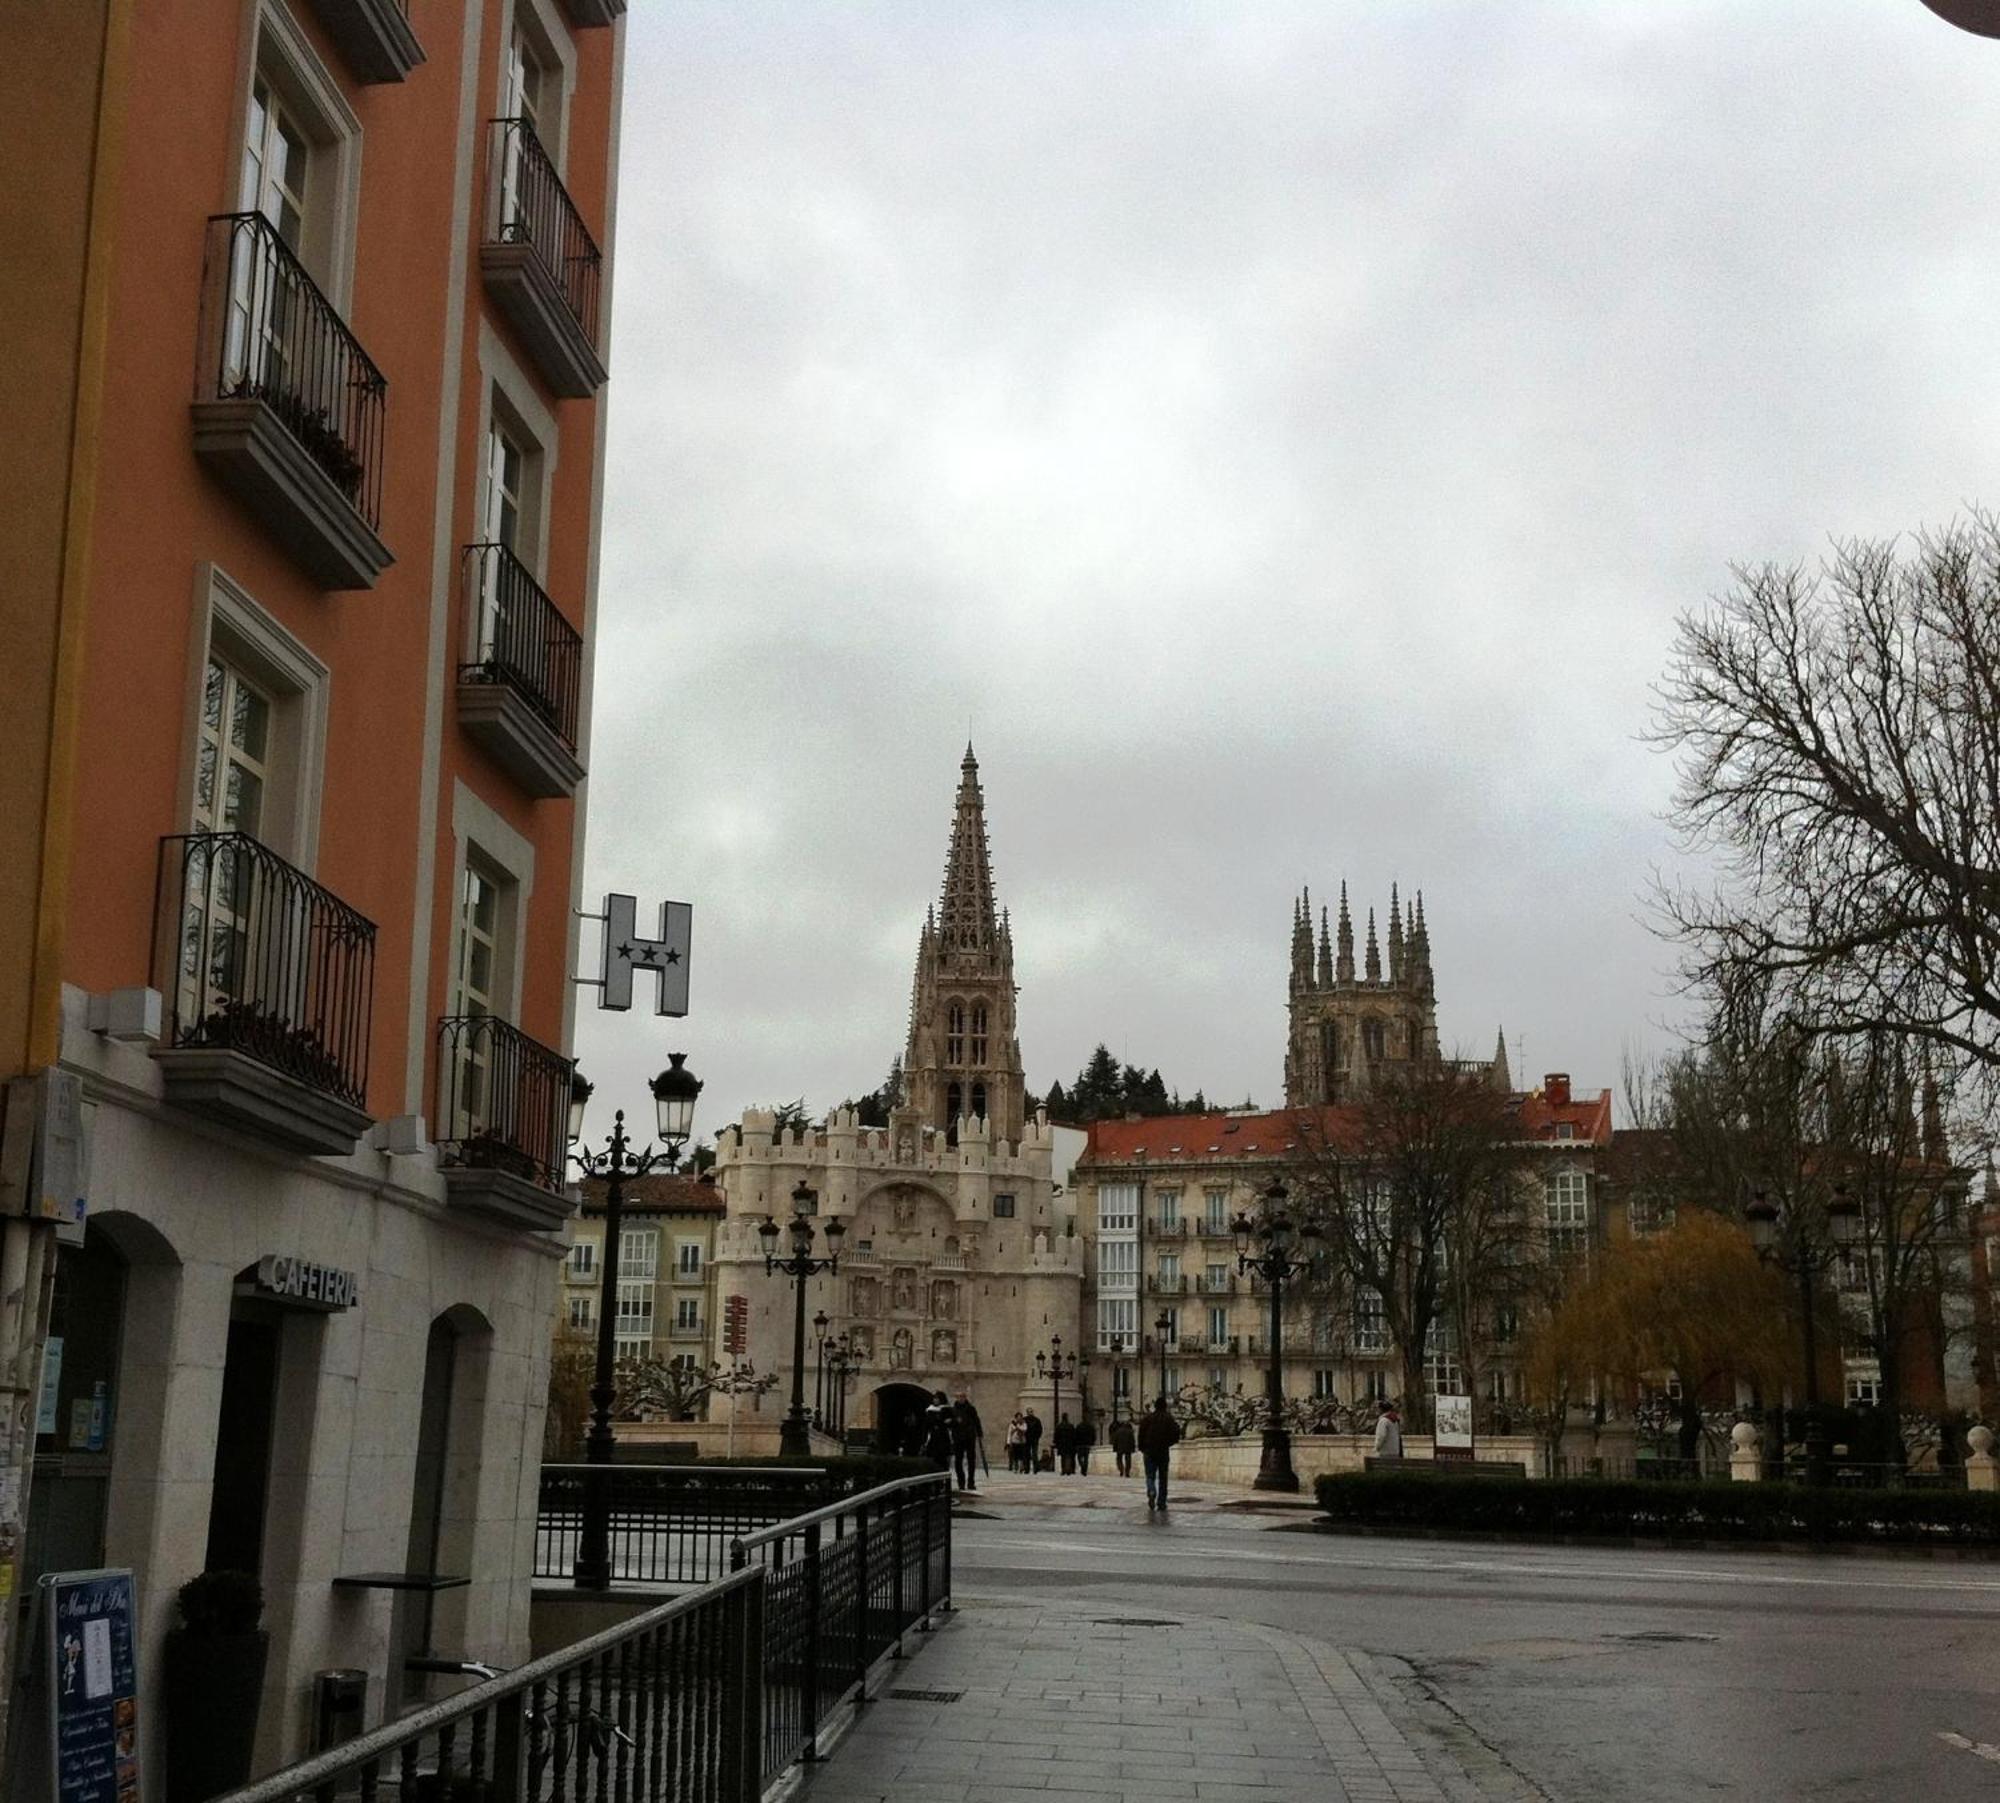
[192,213,391,588]
[482,118,606,397]
[154,832,376,1153]
[1152,1218,1187,1239]
[437,1013,574,1230]
[1149,1274,1189,1295]
[457,543,585,796]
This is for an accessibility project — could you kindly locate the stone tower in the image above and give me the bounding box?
[903,745,1025,1143]
[1283,881,1444,1105]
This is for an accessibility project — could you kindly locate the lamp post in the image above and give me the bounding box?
[1105,1333,1128,1426]
[1153,1309,1173,1404]
[812,1310,831,1425]
[760,1180,845,1458]
[1232,1176,1323,1494]
[568,1053,701,1589]
[1035,1334,1083,1456]
[826,1333,857,1437]
[1745,1183,1861,1489]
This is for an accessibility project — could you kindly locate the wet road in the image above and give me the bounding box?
[953,1475,2000,1800]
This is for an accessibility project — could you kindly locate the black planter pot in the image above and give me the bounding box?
[162,1626,269,1803]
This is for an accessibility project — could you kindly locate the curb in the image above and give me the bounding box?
[1300,1518,2000,1561]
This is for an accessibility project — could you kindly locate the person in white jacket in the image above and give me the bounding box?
[1372,1401,1403,1459]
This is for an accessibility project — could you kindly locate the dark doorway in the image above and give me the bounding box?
[25,1233,128,1587]
[873,1382,932,1457]
[206,1310,282,1574]
[394,1317,461,1705]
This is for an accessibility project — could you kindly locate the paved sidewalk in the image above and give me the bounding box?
[797,1594,1482,1803]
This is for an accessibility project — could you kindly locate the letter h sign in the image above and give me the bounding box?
[586,893,693,1015]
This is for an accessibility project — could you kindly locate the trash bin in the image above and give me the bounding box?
[313,1669,368,1751]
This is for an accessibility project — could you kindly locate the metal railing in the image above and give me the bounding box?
[460,542,584,750]
[535,1465,842,1586]
[1152,1219,1187,1239]
[437,1013,572,1191]
[155,833,376,1108]
[488,116,603,345]
[215,1570,766,1803]
[1149,1275,1188,1295]
[196,211,387,529]
[733,1475,951,1787]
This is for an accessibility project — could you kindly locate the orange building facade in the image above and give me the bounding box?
[1,0,624,1774]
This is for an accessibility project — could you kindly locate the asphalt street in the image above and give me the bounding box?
[951,1472,2000,1800]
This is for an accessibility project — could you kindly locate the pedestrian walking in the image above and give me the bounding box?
[1110,1415,1137,1478]
[951,1393,984,1492]
[1075,1414,1097,1475]
[1006,1412,1028,1472]
[1372,1400,1403,1461]
[1025,1409,1044,1473]
[1054,1412,1077,1475]
[921,1390,955,1471]
[1136,1396,1182,1513]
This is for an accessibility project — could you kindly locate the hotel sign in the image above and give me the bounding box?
[249,1256,361,1312]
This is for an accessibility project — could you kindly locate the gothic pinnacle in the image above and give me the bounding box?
[1365,907,1381,982]
[1387,882,1404,982]
[1336,881,1355,980]
[1317,906,1333,986]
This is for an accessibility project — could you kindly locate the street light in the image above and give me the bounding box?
[1153,1309,1174,1404]
[1104,1333,1128,1426]
[825,1332,858,1437]
[568,1053,701,1589]
[1232,1176,1323,1494]
[812,1310,832,1424]
[1745,1183,1861,1488]
[1034,1334,1085,1461]
[760,1179,845,1457]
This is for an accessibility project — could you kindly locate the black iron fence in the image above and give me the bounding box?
[460,542,584,750]
[196,211,387,528]
[535,1465,837,1586]
[1553,1456,1713,1483]
[155,833,376,1108]
[488,117,603,345]
[732,1476,952,1787]
[218,1473,952,1803]
[437,1013,572,1190]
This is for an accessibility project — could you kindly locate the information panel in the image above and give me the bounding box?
[42,1569,140,1803]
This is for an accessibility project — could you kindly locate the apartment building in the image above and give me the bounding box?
[568,1173,725,1373]
[1,0,625,1774]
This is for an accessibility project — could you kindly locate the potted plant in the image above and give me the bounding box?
[162,1569,268,1803]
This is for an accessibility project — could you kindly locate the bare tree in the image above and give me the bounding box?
[1290,1063,1529,1433]
[1654,515,2000,1085]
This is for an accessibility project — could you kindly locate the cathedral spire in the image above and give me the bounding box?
[1491,1026,1511,1092]
[1317,907,1333,986]
[1387,882,1404,982]
[938,743,998,953]
[1364,907,1381,982]
[1291,892,1313,986]
[1336,882,1355,981]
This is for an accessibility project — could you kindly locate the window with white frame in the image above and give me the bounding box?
[620,1228,659,1281]
[1207,1304,1229,1348]
[1425,1320,1463,1397]
[1160,1309,1179,1347]
[1312,1368,1336,1400]
[447,857,512,1133]
[1097,1240,1137,1289]
[1203,1188,1229,1233]
[1097,1296,1137,1352]
[1204,1261,1229,1293]
[1364,1369,1389,1403]
[566,1295,592,1331]
[675,1239,703,1281]
[1845,1361,1883,1406]
[673,1296,701,1334]
[615,1282,652,1351]
[1157,1189,1181,1230]
[567,1241,595,1279]
[1097,1183,1138,1233]
[1545,1167,1590,1256]
[1157,1252,1180,1285]
[1207,1366,1227,1393]
[1353,1291,1385,1353]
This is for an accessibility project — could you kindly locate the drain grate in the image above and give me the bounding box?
[887,1688,963,1703]
[1092,1617,1183,1628]
[1612,1631,1717,1645]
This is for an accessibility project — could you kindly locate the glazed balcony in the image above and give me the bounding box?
[153,833,376,1154]
[192,213,391,589]
[481,119,606,397]
[437,1013,574,1231]
[457,543,585,797]
[303,0,423,82]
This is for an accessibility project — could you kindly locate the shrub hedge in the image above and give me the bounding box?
[1313,1470,2000,1546]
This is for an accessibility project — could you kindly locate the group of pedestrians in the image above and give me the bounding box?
[918,1390,987,1490]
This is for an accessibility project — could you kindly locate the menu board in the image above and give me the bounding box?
[43,1570,140,1803]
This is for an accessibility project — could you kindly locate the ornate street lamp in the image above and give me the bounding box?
[812,1310,832,1424]
[1745,1183,1862,1488]
[568,1053,701,1589]
[1153,1309,1174,1404]
[1104,1333,1128,1426]
[826,1332,858,1437]
[1232,1176,1323,1494]
[1034,1334,1085,1457]
[761,1180,845,1457]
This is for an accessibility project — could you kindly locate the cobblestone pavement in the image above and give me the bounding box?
[795,1592,1490,1803]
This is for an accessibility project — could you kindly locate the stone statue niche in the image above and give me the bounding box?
[931,1328,957,1365]
[889,1327,913,1370]
[891,1267,917,1313]
[851,1275,879,1316]
[849,1325,875,1362]
[929,1279,957,1320]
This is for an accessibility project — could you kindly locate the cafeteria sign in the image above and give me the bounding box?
[248,1255,360,1311]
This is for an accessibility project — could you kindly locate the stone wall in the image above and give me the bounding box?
[1172,1432,1549,1485]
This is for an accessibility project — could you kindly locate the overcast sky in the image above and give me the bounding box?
[573,2,2000,1145]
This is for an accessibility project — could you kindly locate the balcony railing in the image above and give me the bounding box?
[460,542,583,749]
[483,118,605,395]
[156,832,376,1109]
[1152,1218,1187,1239]
[437,1013,572,1191]
[1198,1274,1236,1295]
[196,212,387,534]
[1149,1274,1188,1295]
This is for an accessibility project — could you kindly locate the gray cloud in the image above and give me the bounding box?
[574,1,2000,1141]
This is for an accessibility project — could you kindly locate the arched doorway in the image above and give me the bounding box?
[872,1382,932,1457]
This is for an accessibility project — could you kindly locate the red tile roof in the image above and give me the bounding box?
[578,1171,726,1215]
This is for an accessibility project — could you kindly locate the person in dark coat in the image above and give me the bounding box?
[950,1394,984,1491]
[1075,1414,1098,1475]
[1024,1410,1044,1473]
[1054,1412,1078,1475]
[1110,1415,1137,1478]
[1135,1397,1183,1513]
[921,1391,955,1471]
